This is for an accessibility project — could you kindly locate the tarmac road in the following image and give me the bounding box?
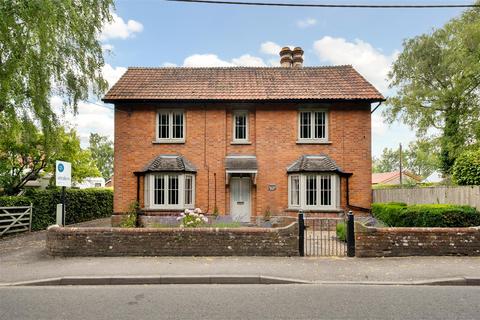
[1,284,479,320]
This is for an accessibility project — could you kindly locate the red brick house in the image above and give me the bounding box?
[103,47,384,225]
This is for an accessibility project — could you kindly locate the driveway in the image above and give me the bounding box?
[0,218,111,261]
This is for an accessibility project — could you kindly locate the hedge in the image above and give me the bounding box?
[372,202,480,227]
[0,188,113,231]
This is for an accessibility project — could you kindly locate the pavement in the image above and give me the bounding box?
[1,218,480,286]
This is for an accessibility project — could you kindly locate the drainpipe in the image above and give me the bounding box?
[345,175,370,213]
[370,101,382,114]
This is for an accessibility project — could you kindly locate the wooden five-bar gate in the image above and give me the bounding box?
[298,211,355,257]
[0,206,33,237]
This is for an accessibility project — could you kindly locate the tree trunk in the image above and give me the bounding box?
[440,108,462,175]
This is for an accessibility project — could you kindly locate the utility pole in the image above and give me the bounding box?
[399,143,403,185]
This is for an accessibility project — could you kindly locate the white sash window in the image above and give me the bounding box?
[288,174,339,210]
[144,173,195,209]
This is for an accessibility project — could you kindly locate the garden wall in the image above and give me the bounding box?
[46,223,299,257]
[355,222,480,257]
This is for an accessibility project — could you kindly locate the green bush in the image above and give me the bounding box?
[452,148,480,185]
[0,188,113,231]
[336,222,346,242]
[372,202,480,227]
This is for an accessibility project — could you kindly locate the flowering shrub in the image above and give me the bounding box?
[177,208,208,228]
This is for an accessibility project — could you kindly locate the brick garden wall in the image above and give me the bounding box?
[355,223,480,257]
[46,223,299,257]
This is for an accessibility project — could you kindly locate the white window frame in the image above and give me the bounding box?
[144,173,195,210]
[156,109,185,143]
[297,109,328,143]
[288,173,339,210]
[288,175,301,208]
[232,110,249,143]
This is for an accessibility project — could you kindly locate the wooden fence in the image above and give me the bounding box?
[0,205,33,236]
[373,186,480,210]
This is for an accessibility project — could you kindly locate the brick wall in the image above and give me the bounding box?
[46,223,299,257]
[114,101,372,219]
[355,223,480,257]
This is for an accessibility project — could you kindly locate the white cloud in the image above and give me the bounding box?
[101,44,114,52]
[183,53,266,67]
[260,41,282,55]
[162,62,178,67]
[297,18,317,28]
[372,112,387,136]
[101,64,127,88]
[231,54,266,67]
[100,12,143,41]
[313,36,398,94]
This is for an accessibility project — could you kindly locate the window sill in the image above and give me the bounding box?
[296,140,332,145]
[231,141,252,145]
[152,139,185,144]
[285,208,343,213]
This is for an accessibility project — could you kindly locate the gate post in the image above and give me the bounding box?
[347,210,355,257]
[298,211,305,257]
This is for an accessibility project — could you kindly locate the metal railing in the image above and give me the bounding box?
[298,211,355,257]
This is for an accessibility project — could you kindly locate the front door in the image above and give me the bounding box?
[230,177,251,222]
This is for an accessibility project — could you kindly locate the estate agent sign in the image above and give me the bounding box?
[55,160,72,187]
[55,160,71,225]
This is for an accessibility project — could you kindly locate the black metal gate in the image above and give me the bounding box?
[298,211,355,257]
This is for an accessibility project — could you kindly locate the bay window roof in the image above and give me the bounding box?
[287,154,350,175]
[135,155,196,174]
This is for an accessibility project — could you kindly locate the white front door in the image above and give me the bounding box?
[230,177,251,222]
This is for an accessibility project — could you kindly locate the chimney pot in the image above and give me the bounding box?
[279,47,293,68]
[292,47,304,68]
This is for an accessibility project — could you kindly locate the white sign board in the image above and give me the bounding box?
[55,160,72,187]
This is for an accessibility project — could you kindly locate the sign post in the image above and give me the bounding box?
[55,161,71,226]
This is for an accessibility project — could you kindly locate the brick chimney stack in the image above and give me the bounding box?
[280,47,293,67]
[292,47,304,68]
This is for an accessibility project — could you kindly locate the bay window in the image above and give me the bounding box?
[288,174,339,210]
[145,173,195,209]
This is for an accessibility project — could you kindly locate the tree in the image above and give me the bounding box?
[0,115,57,195]
[0,116,100,195]
[385,3,480,175]
[49,129,101,183]
[372,148,406,173]
[452,148,480,185]
[372,140,439,179]
[403,139,440,179]
[0,0,113,132]
[89,133,113,179]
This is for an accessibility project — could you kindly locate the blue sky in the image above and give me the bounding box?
[68,0,469,155]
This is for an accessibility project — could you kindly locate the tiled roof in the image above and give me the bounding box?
[103,66,384,102]
[287,154,345,174]
[372,171,422,184]
[225,155,258,171]
[137,155,197,173]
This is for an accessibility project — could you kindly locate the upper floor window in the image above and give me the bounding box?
[157,110,185,142]
[288,173,339,210]
[233,111,249,143]
[298,110,328,142]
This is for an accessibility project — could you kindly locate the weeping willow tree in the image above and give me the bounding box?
[0,0,113,132]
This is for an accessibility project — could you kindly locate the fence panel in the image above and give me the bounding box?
[0,206,33,236]
[373,186,480,210]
